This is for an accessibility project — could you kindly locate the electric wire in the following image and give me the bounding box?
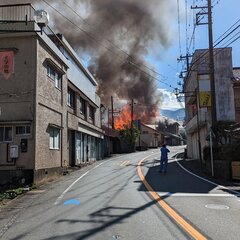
[59,0,169,81]
[185,0,189,54]
[186,18,240,73]
[41,0,175,90]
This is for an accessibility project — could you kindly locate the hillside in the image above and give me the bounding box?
[160,108,185,121]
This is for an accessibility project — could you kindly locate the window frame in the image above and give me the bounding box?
[49,127,60,150]
[67,88,75,108]
[89,105,95,121]
[47,64,62,90]
[16,125,31,136]
[79,96,86,115]
[0,126,13,143]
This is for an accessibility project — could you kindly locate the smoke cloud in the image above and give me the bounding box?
[3,0,177,122]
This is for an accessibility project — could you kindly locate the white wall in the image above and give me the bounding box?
[67,61,97,103]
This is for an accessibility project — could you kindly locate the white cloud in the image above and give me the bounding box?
[158,88,185,110]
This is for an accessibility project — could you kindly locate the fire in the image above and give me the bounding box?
[114,104,160,130]
[115,105,136,130]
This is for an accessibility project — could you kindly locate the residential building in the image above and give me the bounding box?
[232,67,240,122]
[0,3,104,184]
[184,48,235,160]
[135,124,164,149]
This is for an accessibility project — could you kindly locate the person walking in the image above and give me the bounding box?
[159,144,170,173]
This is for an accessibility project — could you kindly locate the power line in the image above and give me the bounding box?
[177,0,183,58]
[214,18,240,45]
[61,0,170,80]
[185,0,189,53]
[186,16,240,72]
[43,0,169,82]
[128,61,175,89]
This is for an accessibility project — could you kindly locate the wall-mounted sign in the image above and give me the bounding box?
[0,51,14,80]
[198,74,211,107]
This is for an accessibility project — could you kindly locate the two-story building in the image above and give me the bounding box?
[135,124,164,149]
[0,3,103,184]
[233,67,240,122]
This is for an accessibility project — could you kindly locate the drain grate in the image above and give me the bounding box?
[205,204,229,210]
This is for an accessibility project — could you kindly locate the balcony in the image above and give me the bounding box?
[0,4,47,34]
[0,3,36,22]
[185,110,207,134]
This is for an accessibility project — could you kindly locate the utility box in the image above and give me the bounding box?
[10,145,19,159]
[231,161,240,180]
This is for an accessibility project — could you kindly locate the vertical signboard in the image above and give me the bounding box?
[198,74,211,108]
[0,51,14,80]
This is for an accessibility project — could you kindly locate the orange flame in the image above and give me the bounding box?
[115,105,136,130]
[114,104,160,130]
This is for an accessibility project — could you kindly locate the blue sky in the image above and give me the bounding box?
[154,0,240,110]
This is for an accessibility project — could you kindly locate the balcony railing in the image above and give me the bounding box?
[0,3,35,22]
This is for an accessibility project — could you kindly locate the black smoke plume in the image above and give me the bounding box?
[3,0,176,122]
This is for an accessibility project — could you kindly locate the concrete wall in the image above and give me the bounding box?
[67,60,97,103]
[0,36,36,169]
[214,48,235,121]
[185,48,235,160]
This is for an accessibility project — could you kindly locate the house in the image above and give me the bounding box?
[0,3,104,184]
[135,124,164,149]
[232,67,240,122]
[184,48,235,160]
[156,117,183,146]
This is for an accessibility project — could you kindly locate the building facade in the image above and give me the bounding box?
[184,48,235,160]
[135,124,164,149]
[0,3,103,184]
[233,67,240,122]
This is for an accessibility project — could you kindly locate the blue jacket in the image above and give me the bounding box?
[161,146,170,160]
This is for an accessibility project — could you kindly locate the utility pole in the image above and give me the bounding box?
[192,0,217,128]
[207,0,217,129]
[111,96,114,129]
[177,54,192,72]
[131,99,134,141]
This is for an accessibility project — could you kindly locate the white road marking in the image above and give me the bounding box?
[54,171,89,205]
[176,159,240,196]
[54,155,124,205]
[120,160,130,166]
[157,192,240,197]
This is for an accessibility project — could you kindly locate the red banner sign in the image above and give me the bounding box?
[0,51,14,80]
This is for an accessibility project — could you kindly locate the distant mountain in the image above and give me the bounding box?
[160,108,185,121]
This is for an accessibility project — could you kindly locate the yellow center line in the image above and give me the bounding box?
[137,158,207,240]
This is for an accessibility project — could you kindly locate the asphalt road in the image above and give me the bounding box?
[1,146,240,240]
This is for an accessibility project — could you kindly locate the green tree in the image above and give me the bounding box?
[119,124,140,144]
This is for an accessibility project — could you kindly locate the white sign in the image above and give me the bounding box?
[113,112,119,117]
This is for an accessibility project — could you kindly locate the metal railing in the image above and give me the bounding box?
[0,3,35,22]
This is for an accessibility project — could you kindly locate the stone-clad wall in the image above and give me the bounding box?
[35,38,68,172]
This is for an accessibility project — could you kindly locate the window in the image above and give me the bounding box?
[89,105,95,121]
[49,127,60,150]
[0,126,13,142]
[16,125,30,135]
[79,97,86,115]
[67,88,75,108]
[47,65,62,90]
